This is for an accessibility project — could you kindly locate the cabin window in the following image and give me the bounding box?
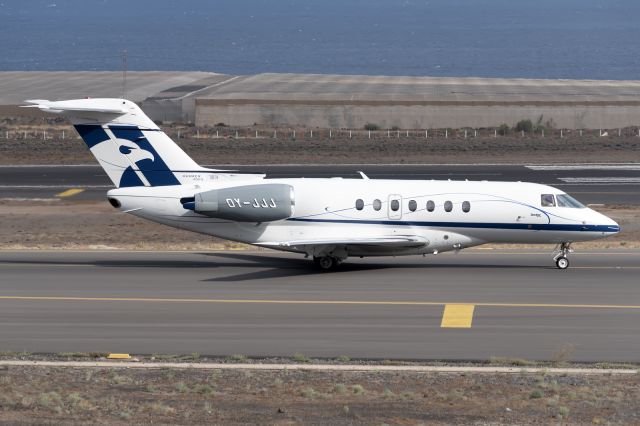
[408,200,417,212]
[462,201,471,213]
[390,199,400,211]
[373,199,382,211]
[556,194,586,209]
[541,194,556,207]
[444,201,453,212]
[426,200,435,212]
[355,199,364,210]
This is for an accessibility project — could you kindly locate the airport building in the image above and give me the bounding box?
[1,71,639,129]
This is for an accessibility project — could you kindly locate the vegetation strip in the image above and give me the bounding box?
[0,360,636,374]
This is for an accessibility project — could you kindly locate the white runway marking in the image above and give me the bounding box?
[527,164,640,171]
[558,177,640,183]
[0,185,112,188]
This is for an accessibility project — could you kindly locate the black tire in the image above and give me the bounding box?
[556,256,569,270]
[313,256,335,271]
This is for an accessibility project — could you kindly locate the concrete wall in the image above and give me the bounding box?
[196,101,640,129]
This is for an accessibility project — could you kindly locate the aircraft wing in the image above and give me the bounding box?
[260,235,428,249]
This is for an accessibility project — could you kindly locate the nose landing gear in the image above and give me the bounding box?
[553,242,573,269]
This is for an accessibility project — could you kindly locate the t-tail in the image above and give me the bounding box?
[23,98,252,187]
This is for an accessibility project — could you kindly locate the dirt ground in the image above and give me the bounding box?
[0,362,638,425]
[0,199,638,250]
[1,122,640,165]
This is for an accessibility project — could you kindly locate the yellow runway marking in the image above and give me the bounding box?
[441,304,475,328]
[1,296,640,310]
[56,188,84,198]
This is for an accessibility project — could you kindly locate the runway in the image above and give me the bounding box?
[1,250,639,361]
[0,163,639,204]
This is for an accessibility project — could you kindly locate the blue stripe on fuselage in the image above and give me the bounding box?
[286,218,620,233]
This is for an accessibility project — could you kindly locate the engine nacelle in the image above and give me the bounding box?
[188,184,295,222]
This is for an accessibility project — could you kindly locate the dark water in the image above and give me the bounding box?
[1,0,639,79]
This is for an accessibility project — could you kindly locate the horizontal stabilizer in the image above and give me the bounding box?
[23,99,128,115]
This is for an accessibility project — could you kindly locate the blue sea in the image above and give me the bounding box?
[1,0,639,80]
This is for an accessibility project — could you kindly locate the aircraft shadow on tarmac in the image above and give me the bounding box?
[200,252,540,282]
[1,253,542,283]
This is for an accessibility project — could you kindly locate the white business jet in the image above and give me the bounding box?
[24,99,620,270]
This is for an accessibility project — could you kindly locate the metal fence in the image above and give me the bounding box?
[1,126,640,140]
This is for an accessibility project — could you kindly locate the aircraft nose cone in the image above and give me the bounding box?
[602,215,620,233]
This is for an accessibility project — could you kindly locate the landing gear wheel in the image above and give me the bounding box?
[313,256,335,271]
[555,256,569,270]
[553,242,573,269]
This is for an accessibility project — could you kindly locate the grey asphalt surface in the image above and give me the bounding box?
[0,164,639,205]
[1,250,639,361]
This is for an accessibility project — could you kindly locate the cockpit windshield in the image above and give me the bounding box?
[556,194,586,209]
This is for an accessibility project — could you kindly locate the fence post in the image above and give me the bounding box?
[445,129,448,138]
[580,129,582,137]
[396,130,399,138]
[368,130,371,139]
[560,129,563,138]
[425,130,428,138]
[349,130,351,139]
[542,129,544,138]
[387,130,390,138]
[465,130,467,138]
[618,129,621,137]
[293,130,296,139]
[521,130,524,137]
[43,131,46,140]
[274,130,277,138]
[329,129,331,139]
[310,130,313,138]
[494,129,497,138]
[235,130,238,138]
[474,129,477,138]
[62,130,65,139]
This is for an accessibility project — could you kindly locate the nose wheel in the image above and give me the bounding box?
[553,242,573,269]
[555,256,569,269]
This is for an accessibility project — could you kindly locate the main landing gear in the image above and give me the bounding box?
[313,256,342,271]
[553,242,573,270]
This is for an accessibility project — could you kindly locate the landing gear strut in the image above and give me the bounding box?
[553,242,573,270]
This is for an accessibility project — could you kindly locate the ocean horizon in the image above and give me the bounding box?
[1,0,639,80]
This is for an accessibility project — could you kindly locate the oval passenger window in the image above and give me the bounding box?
[444,201,453,212]
[426,200,435,212]
[355,199,364,210]
[408,200,417,212]
[390,199,400,211]
[462,201,470,213]
[373,199,382,211]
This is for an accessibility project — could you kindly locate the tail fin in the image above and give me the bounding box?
[24,98,203,188]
